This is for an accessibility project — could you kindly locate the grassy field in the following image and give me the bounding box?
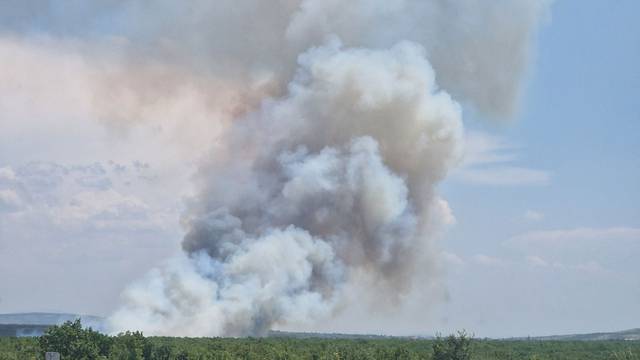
[2,335,640,360]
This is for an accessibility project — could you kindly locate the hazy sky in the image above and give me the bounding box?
[0,0,638,338]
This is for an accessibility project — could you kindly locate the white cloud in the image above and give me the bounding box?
[507,227,640,276]
[0,189,22,212]
[452,131,550,186]
[52,189,165,231]
[525,255,607,274]
[524,210,544,221]
[508,227,640,247]
[526,255,548,267]
[469,252,609,274]
[0,160,183,232]
[460,132,517,166]
[472,254,504,267]
[442,251,465,267]
[570,261,607,274]
[0,166,16,181]
[456,167,550,186]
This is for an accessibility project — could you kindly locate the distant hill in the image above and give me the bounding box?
[0,324,50,337]
[0,312,104,326]
[522,328,640,341]
[0,312,105,337]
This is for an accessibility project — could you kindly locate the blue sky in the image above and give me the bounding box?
[444,0,640,261]
[448,0,640,256]
[437,0,640,336]
[0,0,638,337]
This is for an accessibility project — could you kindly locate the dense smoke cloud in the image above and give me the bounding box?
[110,42,463,335]
[0,0,549,336]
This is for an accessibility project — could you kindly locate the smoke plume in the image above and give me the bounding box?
[0,0,549,336]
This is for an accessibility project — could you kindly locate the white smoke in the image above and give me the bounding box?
[0,0,549,336]
[109,40,465,335]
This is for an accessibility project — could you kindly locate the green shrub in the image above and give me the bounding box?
[610,349,640,360]
[432,331,473,360]
[37,319,111,359]
[110,331,152,360]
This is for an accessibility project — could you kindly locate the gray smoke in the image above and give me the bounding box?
[0,0,549,336]
[109,40,466,335]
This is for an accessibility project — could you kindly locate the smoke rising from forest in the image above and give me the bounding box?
[0,0,549,336]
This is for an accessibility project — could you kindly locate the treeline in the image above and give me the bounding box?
[0,320,639,359]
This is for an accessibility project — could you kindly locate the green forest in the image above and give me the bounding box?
[1,320,639,360]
